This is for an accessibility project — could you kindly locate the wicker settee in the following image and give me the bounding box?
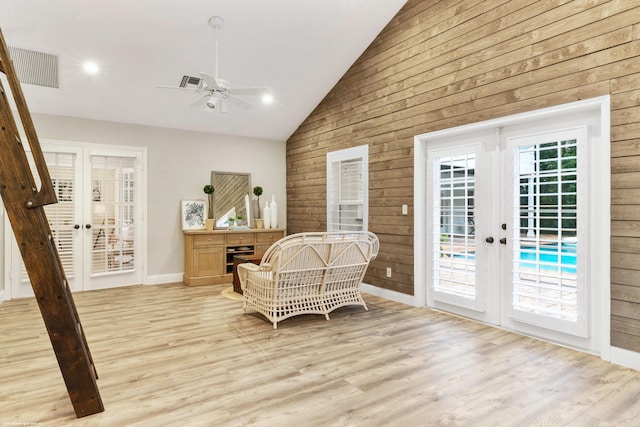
[237,231,379,329]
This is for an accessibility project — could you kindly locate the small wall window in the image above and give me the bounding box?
[327,145,368,231]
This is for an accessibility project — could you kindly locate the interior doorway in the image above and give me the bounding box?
[5,141,146,298]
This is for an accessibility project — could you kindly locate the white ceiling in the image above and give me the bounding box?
[0,1,407,141]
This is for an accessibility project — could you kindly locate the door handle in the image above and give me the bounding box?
[74,224,80,229]
[485,237,494,244]
[85,224,92,229]
[500,237,507,245]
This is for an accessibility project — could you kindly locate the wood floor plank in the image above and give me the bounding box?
[1,282,639,426]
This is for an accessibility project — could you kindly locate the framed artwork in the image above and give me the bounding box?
[181,200,206,230]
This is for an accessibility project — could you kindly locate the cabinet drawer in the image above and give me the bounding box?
[193,234,225,247]
[226,233,255,245]
[257,231,284,244]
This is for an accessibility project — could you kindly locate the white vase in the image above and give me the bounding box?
[263,201,271,230]
[270,195,278,229]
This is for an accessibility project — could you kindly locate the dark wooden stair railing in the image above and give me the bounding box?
[0,28,104,418]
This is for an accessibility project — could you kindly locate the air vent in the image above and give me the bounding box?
[7,46,59,88]
[180,75,203,89]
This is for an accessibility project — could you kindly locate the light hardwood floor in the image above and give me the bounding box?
[1,282,639,426]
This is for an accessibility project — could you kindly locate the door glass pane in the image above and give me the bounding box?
[22,152,76,281]
[432,154,476,299]
[513,140,578,321]
[91,155,136,274]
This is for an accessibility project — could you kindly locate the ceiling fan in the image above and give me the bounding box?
[157,16,269,113]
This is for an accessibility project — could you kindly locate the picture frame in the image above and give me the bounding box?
[181,200,206,230]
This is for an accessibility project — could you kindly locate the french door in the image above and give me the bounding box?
[7,142,143,298]
[425,108,602,352]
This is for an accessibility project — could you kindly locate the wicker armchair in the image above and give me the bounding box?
[238,231,379,328]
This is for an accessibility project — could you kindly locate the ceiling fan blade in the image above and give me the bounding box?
[189,94,209,108]
[227,96,253,110]
[231,87,269,96]
[198,72,219,89]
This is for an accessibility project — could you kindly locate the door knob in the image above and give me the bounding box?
[85,224,92,229]
[74,224,80,229]
[485,237,494,244]
[500,237,507,244]
[501,223,507,230]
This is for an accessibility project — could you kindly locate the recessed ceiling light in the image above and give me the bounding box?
[83,61,100,75]
[261,93,274,104]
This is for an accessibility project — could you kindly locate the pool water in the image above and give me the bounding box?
[520,243,576,273]
[451,243,577,274]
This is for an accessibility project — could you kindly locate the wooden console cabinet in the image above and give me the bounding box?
[183,229,285,286]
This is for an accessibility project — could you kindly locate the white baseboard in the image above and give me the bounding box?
[144,272,183,285]
[609,346,640,372]
[360,283,417,306]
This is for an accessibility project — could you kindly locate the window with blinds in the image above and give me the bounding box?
[327,145,368,232]
[91,155,137,274]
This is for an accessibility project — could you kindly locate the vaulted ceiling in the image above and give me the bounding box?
[0,1,407,141]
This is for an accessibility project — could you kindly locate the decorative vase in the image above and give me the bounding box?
[263,201,271,230]
[205,218,215,231]
[254,218,264,229]
[270,195,278,229]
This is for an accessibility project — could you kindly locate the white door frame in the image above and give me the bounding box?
[414,96,611,357]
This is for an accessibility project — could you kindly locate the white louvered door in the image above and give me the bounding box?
[11,145,83,298]
[85,149,142,290]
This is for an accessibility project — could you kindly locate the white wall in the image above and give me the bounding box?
[18,113,286,283]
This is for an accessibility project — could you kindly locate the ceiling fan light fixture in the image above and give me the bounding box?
[206,94,218,109]
[261,93,274,104]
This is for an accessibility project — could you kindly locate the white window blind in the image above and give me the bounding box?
[91,155,137,274]
[22,152,76,281]
[327,145,368,232]
[433,153,476,299]
[512,138,579,322]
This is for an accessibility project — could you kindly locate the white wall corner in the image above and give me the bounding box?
[360,283,419,307]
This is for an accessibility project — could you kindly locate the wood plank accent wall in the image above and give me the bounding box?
[286,0,640,352]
